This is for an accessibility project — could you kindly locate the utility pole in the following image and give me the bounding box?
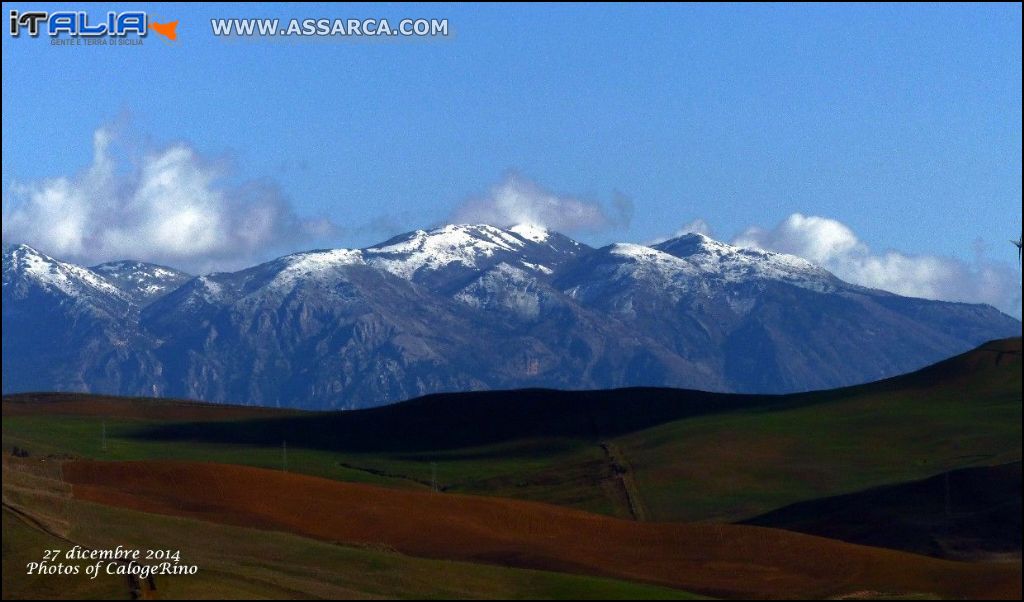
[282,440,288,472]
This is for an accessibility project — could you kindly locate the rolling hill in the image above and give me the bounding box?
[4,339,1019,521]
[742,462,1021,561]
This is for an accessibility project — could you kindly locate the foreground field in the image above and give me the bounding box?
[2,459,700,600]
[60,459,1021,600]
[2,338,1020,598]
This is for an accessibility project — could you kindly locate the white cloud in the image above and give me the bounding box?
[733,214,862,264]
[2,125,338,273]
[450,173,631,233]
[730,213,1022,318]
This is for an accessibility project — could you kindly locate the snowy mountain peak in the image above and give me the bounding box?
[654,232,728,256]
[265,248,366,292]
[364,224,579,280]
[3,243,127,301]
[364,224,520,279]
[509,223,550,243]
[91,260,191,304]
[560,235,837,296]
[281,248,365,271]
[655,231,815,266]
[652,233,835,290]
[608,243,681,262]
[370,224,526,254]
[3,242,44,264]
[559,243,698,297]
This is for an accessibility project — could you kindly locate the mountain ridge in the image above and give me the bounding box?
[3,225,1019,409]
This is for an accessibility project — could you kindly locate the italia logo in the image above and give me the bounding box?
[9,10,178,41]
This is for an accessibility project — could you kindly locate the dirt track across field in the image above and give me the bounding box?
[63,460,1022,600]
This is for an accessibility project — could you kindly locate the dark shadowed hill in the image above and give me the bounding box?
[130,386,791,452]
[117,337,1021,454]
[742,462,1022,561]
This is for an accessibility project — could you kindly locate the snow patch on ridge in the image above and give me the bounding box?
[652,233,837,292]
[364,224,530,279]
[3,243,127,301]
[267,248,365,292]
[509,223,550,243]
[90,260,190,302]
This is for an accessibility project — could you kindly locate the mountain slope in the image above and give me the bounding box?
[2,227,1019,408]
[138,242,714,408]
[2,244,161,395]
[557,234,1019,393]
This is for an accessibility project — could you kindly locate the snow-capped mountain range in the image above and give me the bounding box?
[3,225,1019,409]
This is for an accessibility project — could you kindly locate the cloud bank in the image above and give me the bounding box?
[451,173,632,233]
[6,128,1017,318]
[2,126,337,273]
[725,213,1021,318]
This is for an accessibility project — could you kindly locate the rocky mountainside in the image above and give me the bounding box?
[2,227,1019,409]
[2,244,160,395]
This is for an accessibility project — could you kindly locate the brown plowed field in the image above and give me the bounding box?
[63,460,1022,600]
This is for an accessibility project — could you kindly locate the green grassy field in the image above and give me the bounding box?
[0,415,623,514]
[620,377,1022,521]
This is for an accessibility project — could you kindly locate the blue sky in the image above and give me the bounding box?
[2,3,1021,313]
